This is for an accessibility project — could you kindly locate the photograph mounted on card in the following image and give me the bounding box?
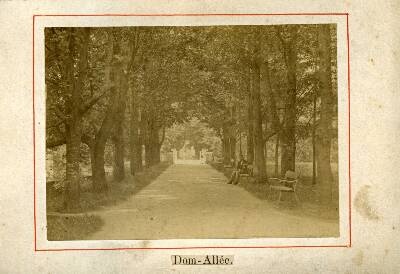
[33,14,350,249]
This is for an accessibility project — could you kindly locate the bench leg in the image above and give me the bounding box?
[267,187,273,200]
[278,191,283,204]
[294,192,301,205]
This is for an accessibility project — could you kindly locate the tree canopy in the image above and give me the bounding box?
[46,24,338,210]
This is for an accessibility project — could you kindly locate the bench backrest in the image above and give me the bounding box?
[284,170,298,191]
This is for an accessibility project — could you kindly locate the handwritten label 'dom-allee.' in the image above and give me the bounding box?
[171,255,234,265]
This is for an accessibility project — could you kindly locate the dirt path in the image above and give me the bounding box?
[86,164,338,240]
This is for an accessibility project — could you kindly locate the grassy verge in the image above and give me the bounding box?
[46,162,171,240]
[209,161,339,220]
[47,214,103,241]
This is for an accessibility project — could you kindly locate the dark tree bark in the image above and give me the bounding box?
[316,24,334,204]
[136,109,144,170]
[112,29,141,180]
[124,29,142,175]
[252,61,267,180]
[264,59,281,178]
[64,123,82,211]
[112,71,128,182]
[112,120,125,182]
[264,58,281,135]
[92,28,138,188]
[251,27,267,181]
[312,90,317,185]
[155,125,166,163]
[92,39,124,191]
[277,26,298,176]
[222,126,230,165]
[247,67,254,164]
[274,135,280,177]
[229,135,236,162]
[143,113,153,167]
[92,100,116,192]
[81,133,95,179]
[129,89,141,175]
[144,141,151,167]
[149,122,161,165]
[229,106,237,162]
[63,28,90,211]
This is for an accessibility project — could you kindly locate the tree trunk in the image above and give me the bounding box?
[222,126,230,165]
[312,89,317,185]
[144,141,151,167]
[143,115,154,167]
[150,125,160,164]
[136,109,144,171]
[112,71,128,182]
[156,126,166,163]
[63,28,90,211]
[130,87,140,175]
[316,24,334,204]
[264,57,281,178]
[155,142,161,163]
[64,123,82,211]
[250,27,267,181]
[113,120,125,182]
[93,116,112,192]
[247,67,254,164]
[274,134,280,177]
[136,121,143,170]
[252,62,266,180]
[90,145,95,179]
[156,145,161,163]
[229,135,236,162]
[81,134,95,180]
[247,111,254,164]
[92,33,130,190]
[92,79,120,191]
[279,27,298,176]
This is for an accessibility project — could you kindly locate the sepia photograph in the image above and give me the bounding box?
[3,0,400,270]
[45,24,339,240]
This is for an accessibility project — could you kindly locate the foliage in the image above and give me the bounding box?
[45,24,338,207]
[162,118,221,154]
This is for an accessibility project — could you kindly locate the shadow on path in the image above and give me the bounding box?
[47,162,171,241]
[86,163,339,240]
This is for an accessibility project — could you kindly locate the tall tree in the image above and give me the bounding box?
[91,28,141,189]
[46,28,114,207]
[276,26,299,175]
[63,28,90,211]
[125,28,144,175]
[246,66,255,164]
[112,28,141,180]
[251,27,267,180]
[129,84,142,174]
[316,24,334,203]
[92,31,124,191]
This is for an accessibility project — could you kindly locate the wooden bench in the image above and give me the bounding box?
[267,170,300,205]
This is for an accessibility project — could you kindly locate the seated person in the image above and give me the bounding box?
[227,155,248,185]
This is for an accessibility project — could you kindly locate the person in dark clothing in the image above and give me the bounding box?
[227,155,248,185]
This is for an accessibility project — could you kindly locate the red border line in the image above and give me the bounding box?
[34,12,351,251]
[36,245,348,252]
[346,14,352,248]
[34,12,348,17]
[33,14,37,252]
